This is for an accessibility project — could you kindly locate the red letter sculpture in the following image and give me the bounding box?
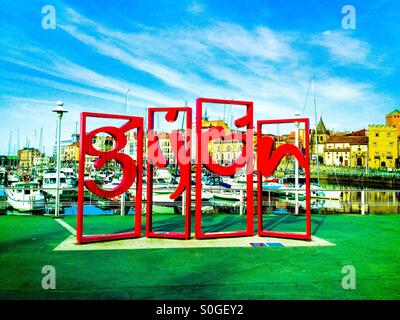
[146,107,192,239]
[195,98,254,239]
[257,118,311,241]
[77,112,144,243]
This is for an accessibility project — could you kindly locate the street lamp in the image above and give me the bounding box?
[52,101,68,217]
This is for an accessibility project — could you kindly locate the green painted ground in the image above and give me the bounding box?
[0,213,399,299]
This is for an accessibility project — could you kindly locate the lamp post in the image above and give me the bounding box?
[294,112,300,215]
[52,101,68,217]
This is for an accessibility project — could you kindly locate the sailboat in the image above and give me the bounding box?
[270,78,341,201]
[307,78,341,200]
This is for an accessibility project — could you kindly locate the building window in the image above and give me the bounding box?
[129,143,135,155]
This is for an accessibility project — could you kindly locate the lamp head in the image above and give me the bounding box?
[52,101,68,117]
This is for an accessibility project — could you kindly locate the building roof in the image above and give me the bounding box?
[387,109,400,115]
[316,117,328,133]
[326,136,368,145]
[347,129,367,137]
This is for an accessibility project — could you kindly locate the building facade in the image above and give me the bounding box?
[386,109,400,137]
[0,155,20,169]
[324,136,368,167]
[17,148,42,169]
[368,125,398,169]
[63,141,79,163]
[310,117,330,164]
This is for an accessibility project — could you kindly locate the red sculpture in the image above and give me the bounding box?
[195,98,254,239]
[76,99,312,244]
[77,112,144,243]
[146,107,192,239]
[257,118,311,241]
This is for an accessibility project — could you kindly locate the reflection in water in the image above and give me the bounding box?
[341,190,400,214]
[0,187,399,215]
[259,191,400,215]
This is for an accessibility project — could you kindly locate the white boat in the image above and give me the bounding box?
[102,178,121,190]
[42,172,68,197]
[154,168,172,183]
[152,191,177,203]
[193,191,214,201]
[153,177,171,189]
[212,190,243,201]
[203,175,243,201]
[8,173,19,184]
[60,168,77,188]
[284,184,341,200]
[277,195,342,210]
[262,182,285,190]
[309,185,341,200]
[6,182,45,212]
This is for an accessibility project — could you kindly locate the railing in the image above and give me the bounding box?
[1,186,399,216]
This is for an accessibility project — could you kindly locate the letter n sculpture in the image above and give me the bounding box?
[257,118,311,241]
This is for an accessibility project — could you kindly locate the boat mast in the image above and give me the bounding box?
[311,77,320,185]
[8,131,12,156]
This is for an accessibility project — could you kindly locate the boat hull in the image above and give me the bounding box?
[6,194,45,212]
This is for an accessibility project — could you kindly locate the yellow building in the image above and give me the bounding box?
[84,135,116,171]
[203,120,247,165]
[63,142,79,163]
[208,138,244,165]
[349,137,369,167]
[194,118,249,166]
[157,132,174,163]
[368,125,398,169]
[18,148,42,169]
[202,119,229,130]
[386,109,400,137]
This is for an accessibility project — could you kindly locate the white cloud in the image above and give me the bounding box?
[203,22,299,63]
[0,6,393,155]
[0,45,181,107]
[187,1,205,14]
[317,78,372,101]
[55,10,394,130]
[312,30,374,67]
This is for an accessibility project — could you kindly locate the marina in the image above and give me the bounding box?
[1,176,400,216]
[1,0,400,304]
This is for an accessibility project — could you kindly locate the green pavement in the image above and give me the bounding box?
[0,213,399,299]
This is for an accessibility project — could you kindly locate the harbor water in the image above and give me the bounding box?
[1,184,399,216]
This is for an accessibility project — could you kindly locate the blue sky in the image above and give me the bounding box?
[0,0,399,155]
